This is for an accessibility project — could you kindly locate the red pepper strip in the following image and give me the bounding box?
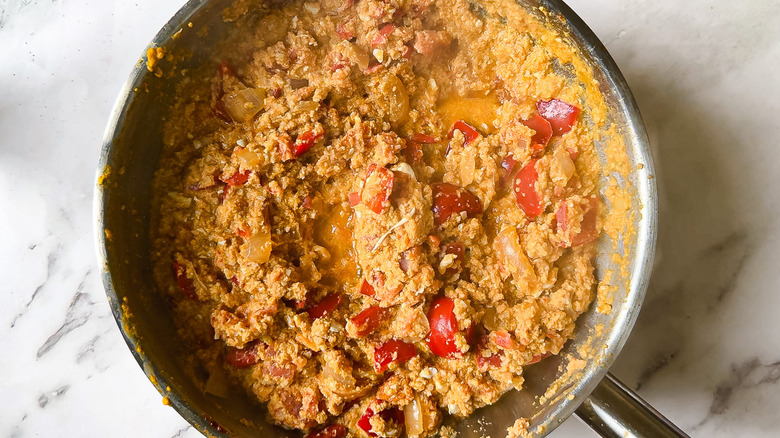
[173,261,198,301]
[351,306,389,336]
[431,182,483,226]
[411,133,438,143]
[514,159,542,217]
[448,120,480,147]
[221,170,251,187]
[537,99,580,136]
[293,130,324,157]
[306,293,342,319]
[359,279,376,297]
[521,114,553,157]
[373,339,417,372]
[225,341,260,369]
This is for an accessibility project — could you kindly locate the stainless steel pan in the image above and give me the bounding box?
[94,0,685,436]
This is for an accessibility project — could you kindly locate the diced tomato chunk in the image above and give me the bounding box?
[294,130,324,157]
[557,196,599,247]
[476,351,503,368]
[537,99,580,136]
[221,170,251,187]
[521,114,553,157]
[373,340,418,372]
[306,424,347,438]
[370,24,396,48]
[473,329,502,368]
[526,351,552,365]
[403,140,423,165]
[225,341,260,369]
[335,20,355,41]
[358,405,404,437]
[362,164,394,214]
[363,63,385,75]
[359,279,376,297]
[306,293,342,319]
[427,296,463,358]
[411,133,438,144]
[514,159,543,217]
[448,120,480,147]
[431,182,483,226]
[492,330,515,349]
[173,261,198,301]
[351,306,389,336]
[348,191,361,207]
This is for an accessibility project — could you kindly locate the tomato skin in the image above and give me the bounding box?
[221,170,251,187]
[448,120,480,146]
[427,296,463,358]
[362,164,395,214]
[537,99,580,136]
[431,182,483,226]
[306,293,342,319]
[306,424,347,438]
[514,160,543,217]
[521,114,553,157]
[351,306,390,336]
[294,130,324,157]
[173,261,198,301]
[373,340,418,372]
[225,341,260,369]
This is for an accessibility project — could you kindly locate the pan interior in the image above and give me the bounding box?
[95,0,655,436]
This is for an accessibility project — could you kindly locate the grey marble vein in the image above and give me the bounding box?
[696,359,780,428]
[10,243,62,328]
[36,271,94,358]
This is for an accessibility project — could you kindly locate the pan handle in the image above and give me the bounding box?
[575,372,690,438]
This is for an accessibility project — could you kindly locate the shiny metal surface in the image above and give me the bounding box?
[576,373,690,438]
[94,0,664,436]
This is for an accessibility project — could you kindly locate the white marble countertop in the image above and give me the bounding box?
[2,0,779,436]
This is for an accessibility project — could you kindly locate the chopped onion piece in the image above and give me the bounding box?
[236,148,260,167]
[223,87,266,123]
[392,162,416,180]
[493,227,537,286]
[404,398,423,437]
[553,147,576,186]
[244,228,272,264]
[204,364,230,398]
